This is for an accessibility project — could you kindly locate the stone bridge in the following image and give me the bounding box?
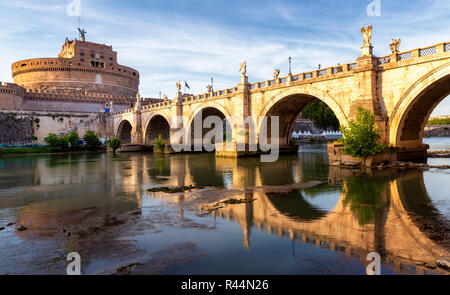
[110,33,450,160]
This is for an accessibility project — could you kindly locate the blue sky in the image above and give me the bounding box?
[0,0,449,115]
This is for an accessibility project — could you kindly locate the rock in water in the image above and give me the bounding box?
[437,259,450,270]
[16,225,27,232]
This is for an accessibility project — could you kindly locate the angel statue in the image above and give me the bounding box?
[361,25,373,47]
[239,61,247,76]
[273,69,280,79]
[176,81,181,92]
[390,39,401,54]
[206,85,213,93]
[78,28,87,42]
[163,94,168,100]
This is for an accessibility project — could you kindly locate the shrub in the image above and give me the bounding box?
[339,107,386,161]
[154,134,167,153]
[83,131,100,149]
[45,133,69,152]
[108,138,122,154]
[68,131,80,149]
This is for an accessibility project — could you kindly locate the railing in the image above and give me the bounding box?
[318,69,327,77]
[280,77,288,84]
[292,75,300,81]
[399,51,413,61]
[268,79,276,86]
[377,56,391,65]
[348,63,357,70]
[303,72,313,79]
[419,46,436,57]
[446,43,450,52]
[332,66,343,74]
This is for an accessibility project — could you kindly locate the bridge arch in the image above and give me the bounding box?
[144,114,171,145]
[186,103,233,148]
[258,86,348,145]
[389,62,450,149]
[116,120,133,143]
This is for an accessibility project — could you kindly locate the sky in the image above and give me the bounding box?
[0,0,449,116]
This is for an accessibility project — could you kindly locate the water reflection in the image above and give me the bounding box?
[0,146,448,274]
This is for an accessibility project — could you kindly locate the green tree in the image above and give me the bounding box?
[83,131,100,150]
[301,101,340,130]
[68,131,80,150]
[108,138,122,155]
[339,107,386,161]
[45,133,59,149]
[154,134,167,153]
[44,133,69,152]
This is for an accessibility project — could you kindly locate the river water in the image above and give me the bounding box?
[0,144,449,275]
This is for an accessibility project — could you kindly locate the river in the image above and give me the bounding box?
[0,143,449,275]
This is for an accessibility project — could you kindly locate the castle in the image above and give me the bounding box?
[1,35,162,113]
[0,33,162,144]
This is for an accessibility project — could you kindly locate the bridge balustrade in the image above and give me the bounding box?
[348,63,357,70]
[419,46,437,57]
[303,72,313,79]
[445,43,450,52]
[318,69,328,77]
[332,66,343,74]
[378,56,391,65]
[399,51,413,61]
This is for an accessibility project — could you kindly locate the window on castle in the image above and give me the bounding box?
[100,53,104,59]
[90,51,95,58]
[90,61,105,68]
[80,50,84,56]
[109,55,113,60]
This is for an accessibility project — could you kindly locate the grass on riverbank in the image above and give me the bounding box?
[0,147,52,155]
[0,146,105,156]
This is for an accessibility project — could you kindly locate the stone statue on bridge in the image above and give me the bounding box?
[206,84,213,93]
[176,81,181,92]
[361,25,373,47]
[273,69,280,79]
[390,39,401,54]
[239,62,247,76]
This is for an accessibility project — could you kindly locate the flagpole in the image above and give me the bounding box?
[184,81,186,95]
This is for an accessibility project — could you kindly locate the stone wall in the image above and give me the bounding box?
[0,113,33,145]
[0,111,108,144]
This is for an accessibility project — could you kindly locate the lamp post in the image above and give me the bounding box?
[288,56,292,75]
[211,77,214,92]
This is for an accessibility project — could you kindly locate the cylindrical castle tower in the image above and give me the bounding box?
[12,39,139,97]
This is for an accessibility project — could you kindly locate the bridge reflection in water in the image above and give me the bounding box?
[147,151,450,274]
[1,150,448,274]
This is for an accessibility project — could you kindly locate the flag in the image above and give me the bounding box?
[185,81,190,90]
